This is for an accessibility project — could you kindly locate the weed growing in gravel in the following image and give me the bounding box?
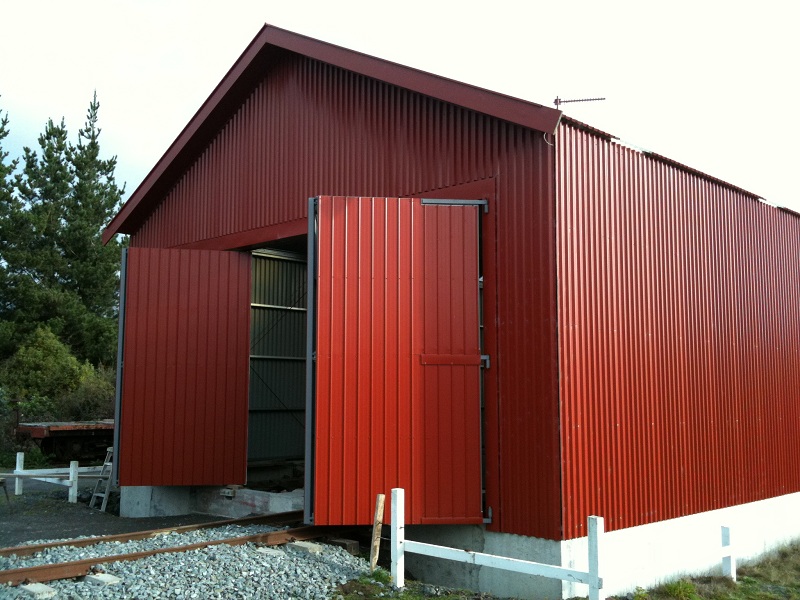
[652,579,700,600]
[335,568,497,599]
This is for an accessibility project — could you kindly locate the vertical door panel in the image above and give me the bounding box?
[118,247,251,486]
[310,196,482,525]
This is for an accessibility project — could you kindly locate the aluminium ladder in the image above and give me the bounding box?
[89,447,113,511]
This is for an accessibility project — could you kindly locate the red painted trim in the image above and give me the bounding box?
[171,219,307,250]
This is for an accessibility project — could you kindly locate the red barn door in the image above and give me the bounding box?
[306,196,484,525]
[116,248,251,486]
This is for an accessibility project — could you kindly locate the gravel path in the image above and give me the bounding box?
[0,525,370,599]
[0,483,372,599]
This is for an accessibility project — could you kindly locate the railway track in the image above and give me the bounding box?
[0,510,340,587]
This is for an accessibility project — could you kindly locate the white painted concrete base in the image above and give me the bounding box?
[119,486,304,519]
[563,491,800,598]
[406,491,800,600]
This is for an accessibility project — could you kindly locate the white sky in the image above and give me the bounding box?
[1,0,798,212]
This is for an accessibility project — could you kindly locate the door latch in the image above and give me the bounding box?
[481,355,490,369]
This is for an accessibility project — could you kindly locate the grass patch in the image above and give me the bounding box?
[629,543,800,600]
[336,568,495,599]
[337,543,800,599]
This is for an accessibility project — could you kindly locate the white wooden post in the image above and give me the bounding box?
[68,461,79,503]
[588,516,605,600]
[391,488,406,588]
[722,526,736,581]
[14,452,24,495]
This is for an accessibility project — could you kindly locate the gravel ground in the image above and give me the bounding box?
[0,482,371,599]
[0,480,220,548]
[0,530,370,599]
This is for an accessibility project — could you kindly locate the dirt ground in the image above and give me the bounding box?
[0,479,220,548]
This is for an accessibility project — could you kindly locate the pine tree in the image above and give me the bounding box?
[61,93,126,363]
[0,95,125,366]
[0,103,22,358]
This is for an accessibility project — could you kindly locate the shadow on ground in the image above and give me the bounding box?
[0,479,220,548]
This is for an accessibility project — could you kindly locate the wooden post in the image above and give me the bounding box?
[68,461,79,503]
[588,516,605,600]
[391,488,405,588]
[722,526,736,581]
[15,452,23,495]
[370,493,386,573]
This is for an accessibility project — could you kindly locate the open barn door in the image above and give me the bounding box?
[115,248,251,486]
[306,196,484,525]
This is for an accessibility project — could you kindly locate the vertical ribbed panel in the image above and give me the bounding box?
[312,197,483,526]
[128,54,561,538]
[249,252,307,462]
[494,127,561,539]
[119,248,251,486]
[132,55,499,249]
[556,120,800,539]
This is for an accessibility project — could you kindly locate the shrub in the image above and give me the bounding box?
[60,364,115,421]
[0,327,91,420]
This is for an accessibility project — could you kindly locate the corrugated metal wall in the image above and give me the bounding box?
[556,119,800,539]
[118,248,251,486]
[249,251,307,462]
[312,196,483,526]
[127,53,560,538]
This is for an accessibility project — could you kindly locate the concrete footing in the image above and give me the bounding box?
[405,525,562,600]
[405,491,800,600]
[120,485,304,519]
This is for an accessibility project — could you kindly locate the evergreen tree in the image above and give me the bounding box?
[0,103,21,358]
[0,95,125,366]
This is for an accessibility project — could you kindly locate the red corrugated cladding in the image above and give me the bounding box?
[556,119,800,539]
[118,248,251,486]
[312,197,483,525]
[116,50,560,537]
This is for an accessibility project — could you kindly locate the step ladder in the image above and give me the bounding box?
[90,447,114,512]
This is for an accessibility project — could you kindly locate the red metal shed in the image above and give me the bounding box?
[106,24,800,543]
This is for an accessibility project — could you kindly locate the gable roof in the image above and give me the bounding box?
[103,23,562,243]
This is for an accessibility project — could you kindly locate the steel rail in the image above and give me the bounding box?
[1,523,340,586]
[0,510,303,558]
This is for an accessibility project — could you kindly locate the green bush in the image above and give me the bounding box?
[0,327,116,463]
[0,327,92,420]
[60,364,115,421]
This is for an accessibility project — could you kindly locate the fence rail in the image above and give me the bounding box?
[389,488,605,600]
[5,452,101,503]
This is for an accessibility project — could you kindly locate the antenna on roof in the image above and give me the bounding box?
[553,97,606,108]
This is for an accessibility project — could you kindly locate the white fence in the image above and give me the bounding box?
[389,488,605,600]
[10,451,102,503]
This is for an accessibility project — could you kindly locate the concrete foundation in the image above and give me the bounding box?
[120,486,304,519]
[120,486,193,517]
[405,525,562,600]
[121,485,800,599]
[406,491,800,600]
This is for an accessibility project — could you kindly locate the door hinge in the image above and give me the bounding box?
[481,354,491,369]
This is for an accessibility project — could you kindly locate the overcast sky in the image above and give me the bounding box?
[2,0,798,213]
